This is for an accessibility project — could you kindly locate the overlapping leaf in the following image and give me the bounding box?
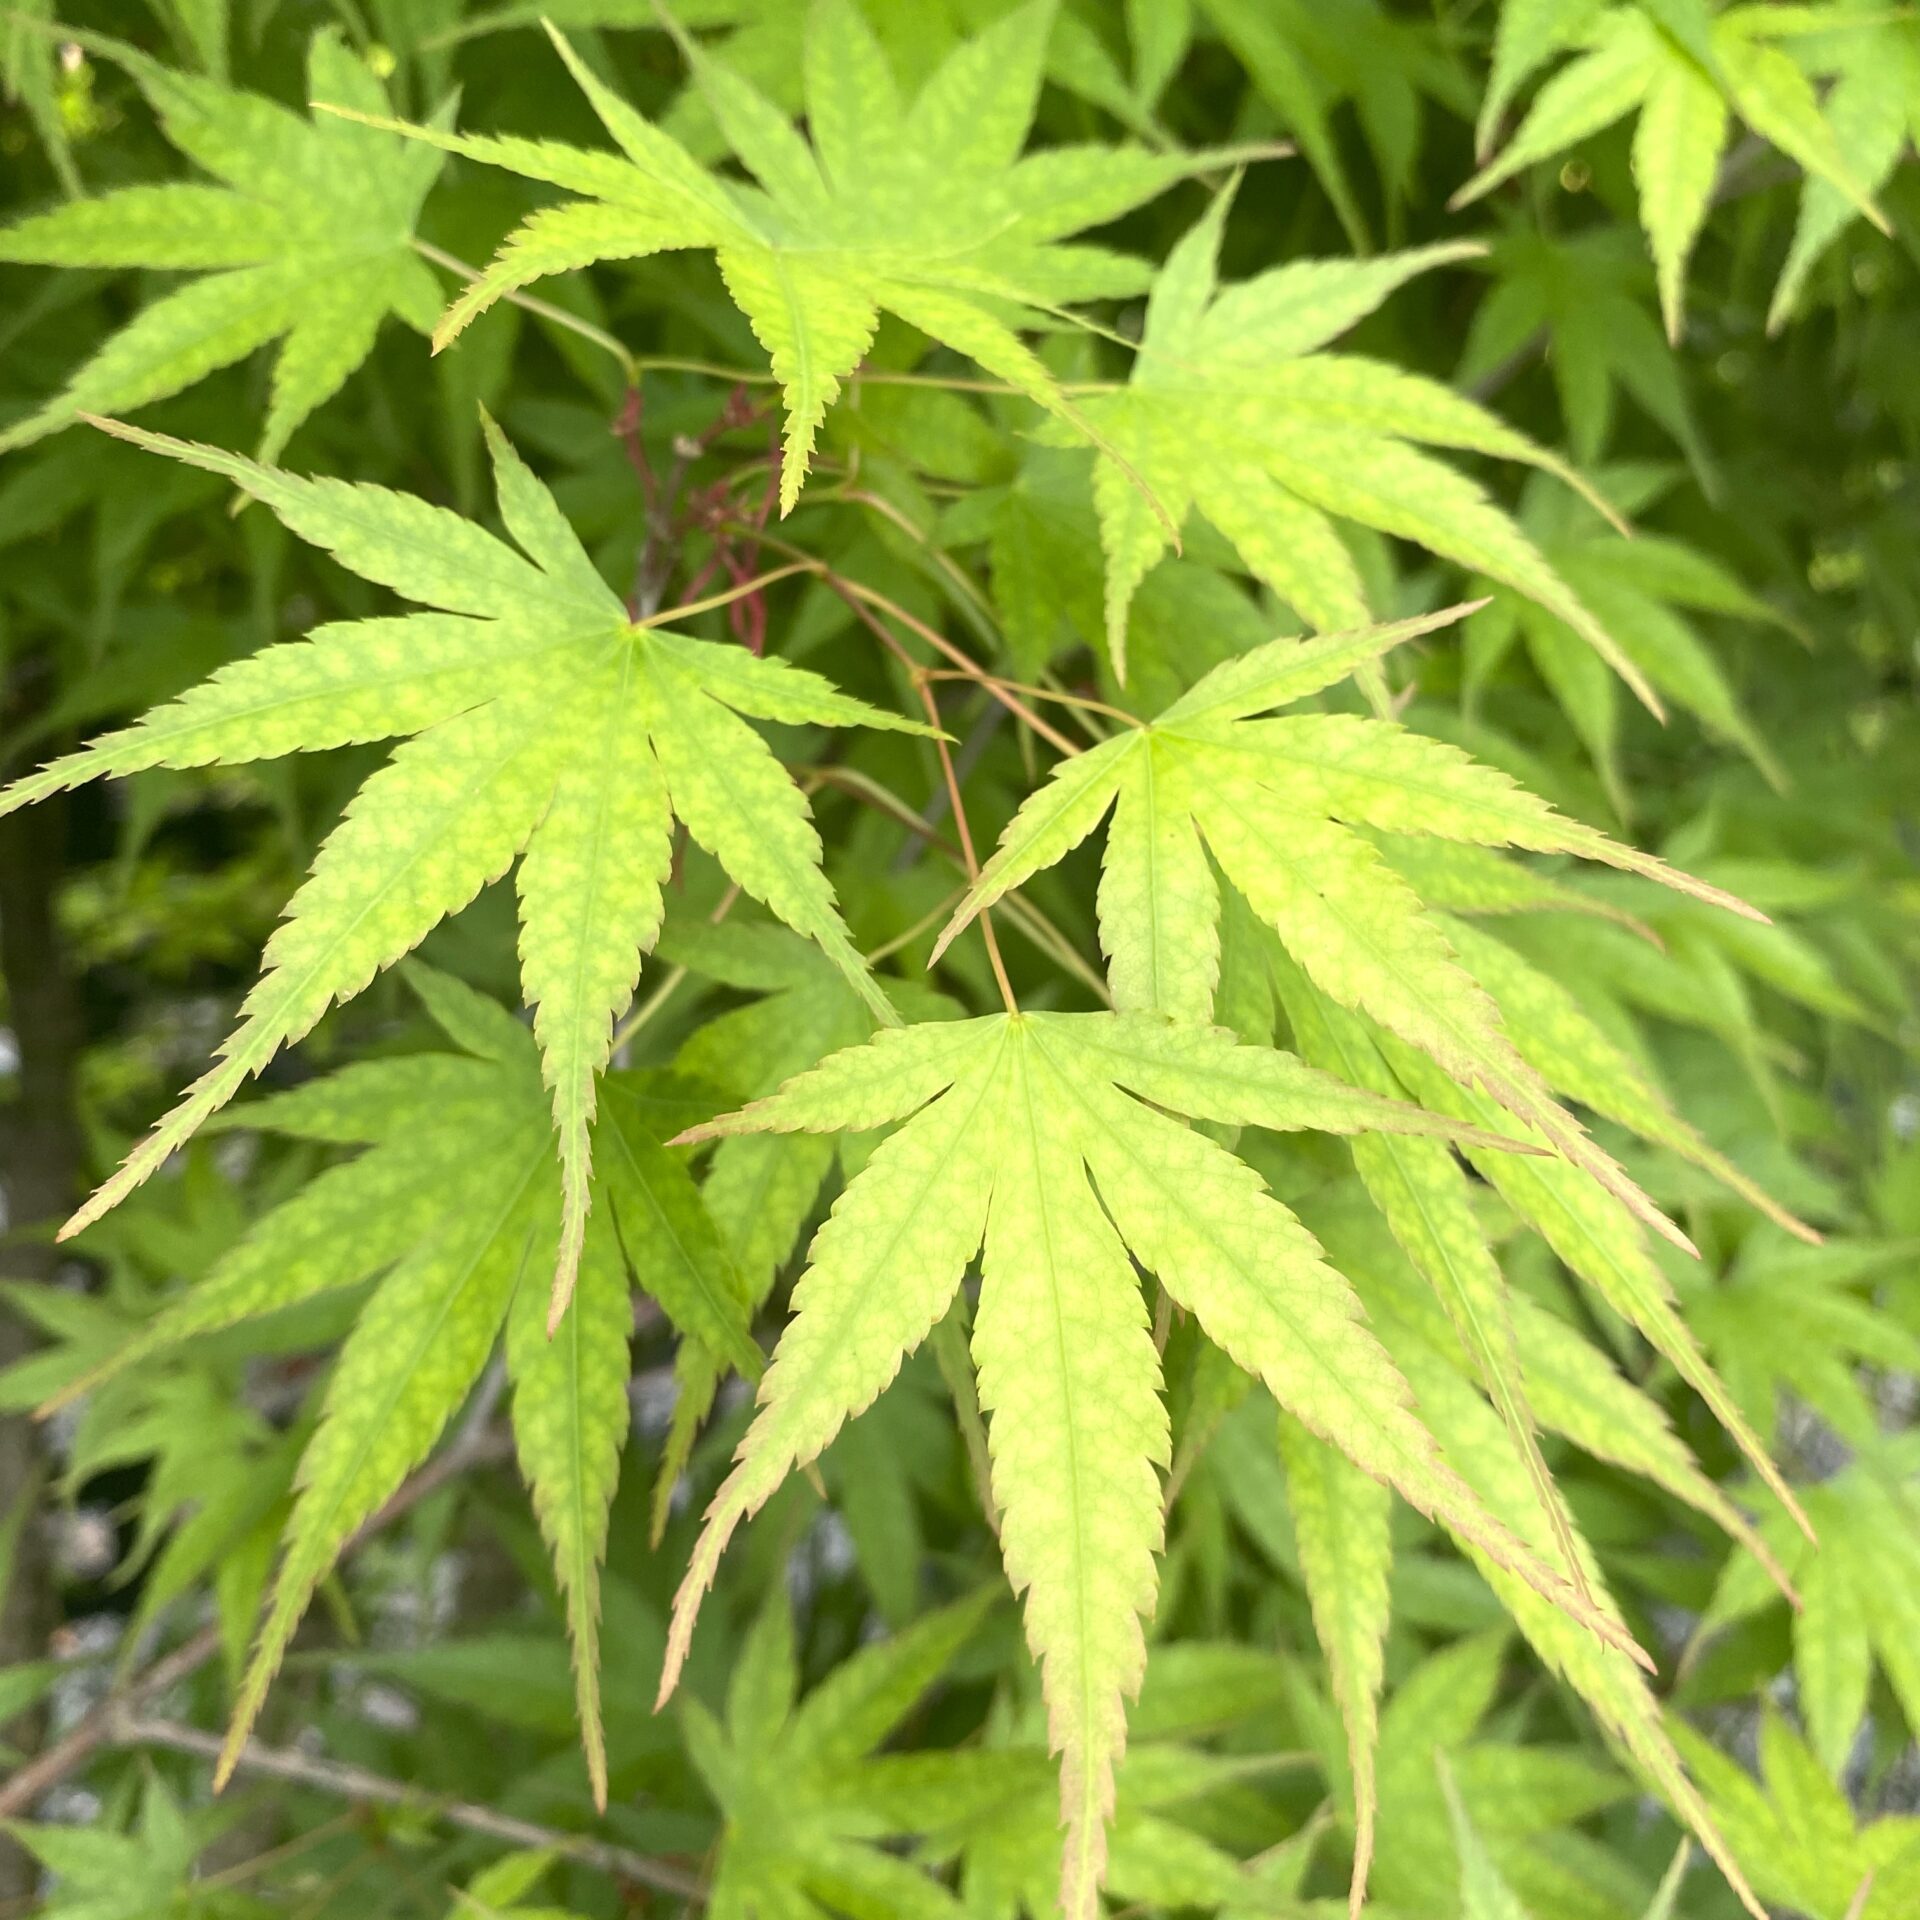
[343,0,1225,512]
[1703,1437,1920,1780]
[0,414,924,1317]
[1764,2,1920,328]
[1463,472,1787,806]
[682,1587,995,1920]
[934,605,1763,1250]
[1064,185,1647,692]
[1239,1124,1784,1917]
[43,964,755,1806]
[1458,225,1711,474]
[649,917,957,1538]
[0,28,447,458]
[1465,1,1887,339]
[1673,1711,1920,1919]
[655,1007,1648,1918]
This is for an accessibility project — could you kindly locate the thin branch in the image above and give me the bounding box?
[0,1622,219,1820]
[0,1384,517,1821]
[637,560,816,629]
[806,766,1108,1002]
[920,668,1137,730]
[913,673,1017,1013]
[734,525,1082,757]
[115,1718,707,1901]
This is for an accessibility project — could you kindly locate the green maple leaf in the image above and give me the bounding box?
[682,1586,995,1919]
[1462,1,1887,340]
[1300,1172,1781,1918]
[915,1722,1318,1916]
[1064,184,1648,694]
[1201,0,1478,250]
[1437,1751,1531,1920]
[41,964,755,1806]
[0,414,926,1316]
[1463,471,1788,810]
[1764,3,1920,329]
[1673,1709,1920,1920]
[1458,226,1712,475]
[649,918,958,1540]
[8,1775,227,1920]
[933,605,1762,1253]
[1704,1436,1920,1781]
[0,27,448,459]
[1683,1231,1920,1449]
[1359,1633,1636,1919]
[342,0,1227,513]
[654,1008,1651,1919]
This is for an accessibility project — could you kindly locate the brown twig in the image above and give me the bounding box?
[0,1621,221,1821]
[113,1718,707,1902]
[910,673,1017,1013]
[0,1380,516,1821]
[728,525,1083,757]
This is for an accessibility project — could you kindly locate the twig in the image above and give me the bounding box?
[0,1383,516,1820]
[806,767,1108,1002]
[636,561,815,630]
[728,526,1082,757]
[907,674,1016,1012]
[113,1718,707,1902]
[0,1621,220,1820]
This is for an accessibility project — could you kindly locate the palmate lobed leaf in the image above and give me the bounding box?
[648,921,959,1539]
[1463,1,1889,340]
[686,1585,999,1916]
[0,26,449,458]
[326,0,1238,516]
[1703,1435,1920,1782]
[47,965,755,1808]
[0,414,929,1323]
[1064,181,1651,697]
[1464,475,1789,807]
[655,1008,1653,1919]
[1764,4,1920,330]
[935,604,1766,1257]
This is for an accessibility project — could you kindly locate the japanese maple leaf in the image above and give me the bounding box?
[656,1008,1649,1919]
[1464,1,1886,340]
[0,27,448,459]
[1705,1436,1920,1783]
[336,0,1230,511]
[1765,1,1920,329]
[42,963,756,1807]
[1067,185,1651,693]
[1464,469,1788,809]
[1674,1710,1920,1919]
[0,414,927,1322]
[684,1588,998,1920]
[931,605,1764,1253]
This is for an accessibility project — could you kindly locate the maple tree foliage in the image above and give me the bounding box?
[0,4,1916,1920]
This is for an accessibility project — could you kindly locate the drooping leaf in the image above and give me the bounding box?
[1459,3,1888,339]
[658,1009,1650,1917]
[38,967,754,1790]
[935,605,1762,1251]
[1065,185,1645,692]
